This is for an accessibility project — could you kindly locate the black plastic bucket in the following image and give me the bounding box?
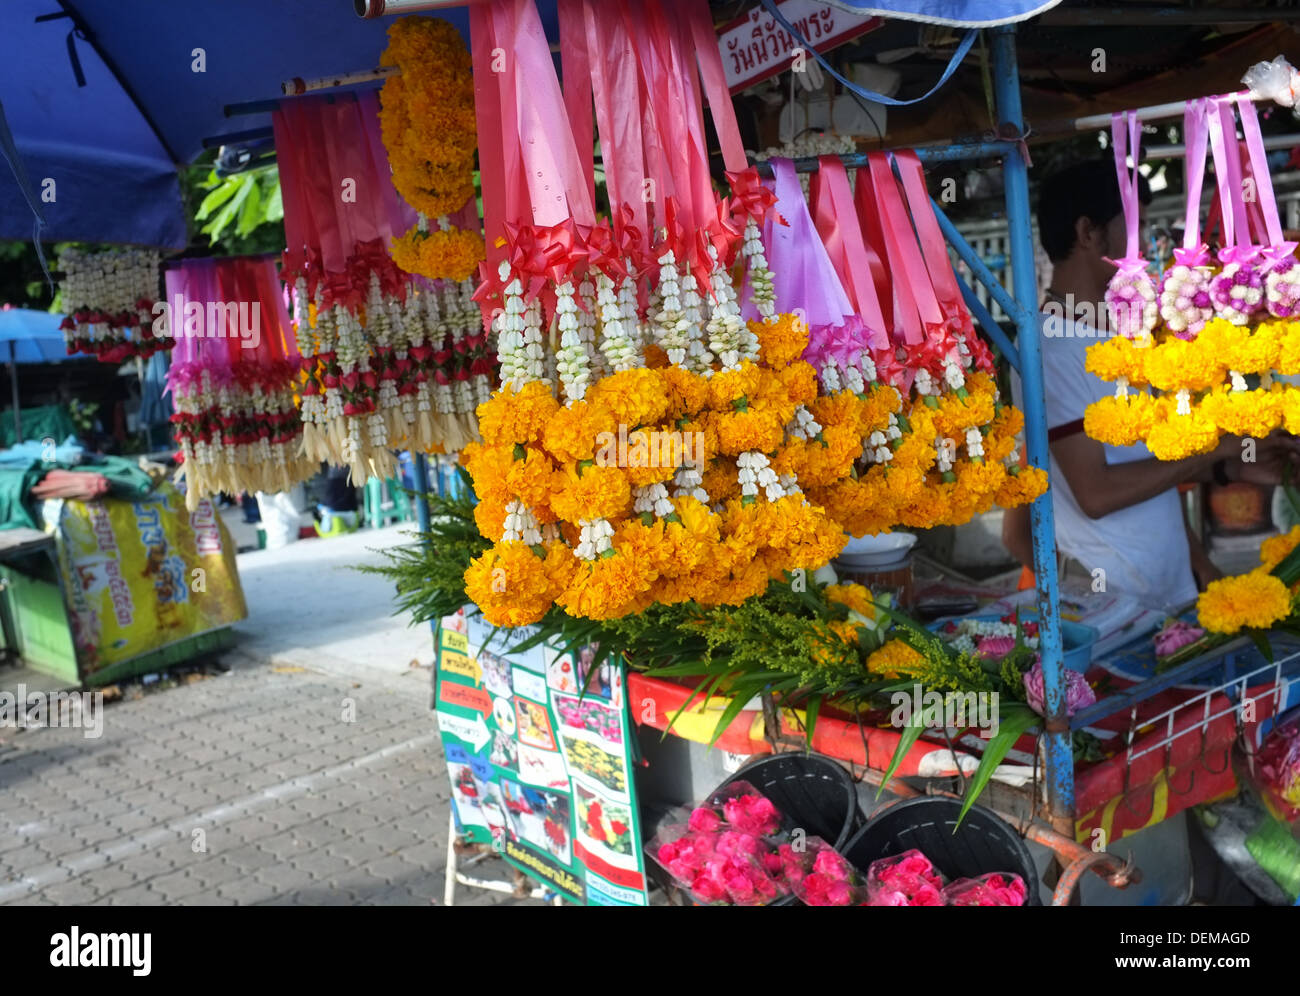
[716,752,865,849]
[843,797,1041,905]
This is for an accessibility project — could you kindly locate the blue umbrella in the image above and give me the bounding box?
[0,307,89,440]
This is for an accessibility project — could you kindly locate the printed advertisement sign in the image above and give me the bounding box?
[434,605,649,906]
[51,484,247,672]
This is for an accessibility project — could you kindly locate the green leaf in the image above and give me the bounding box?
[876,709,926,800]
[804,693,822,746]
[708,682,763,745]
[956,703,1039,827]
[195,179,239,221]
[202,176,254,243]
[263,180,284,223]
[235,181,262,237]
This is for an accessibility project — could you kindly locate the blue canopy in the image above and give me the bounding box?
[820,0,1061,26]
[0,308,83,364]
[0,0,526,248]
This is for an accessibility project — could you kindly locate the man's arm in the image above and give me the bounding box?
[1049,433,1219,519]
[1052,431,1300,521]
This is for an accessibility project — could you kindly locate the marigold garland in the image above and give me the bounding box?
[1196,571,1293,635]
[1260,525,1300,572]
[379,17,484,281]
[1085,314,1300,459]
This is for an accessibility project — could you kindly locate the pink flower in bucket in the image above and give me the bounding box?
[715,786,781,836]
[942,872,1029,907]
[788,838,867,906]
[1154,619,1204,658]
[865,849,945,906]
[976,634,1016,660]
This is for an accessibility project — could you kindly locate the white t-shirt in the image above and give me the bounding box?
[1012,313,1198,613]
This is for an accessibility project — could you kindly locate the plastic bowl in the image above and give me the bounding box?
[835,531,918,569]
[929,612,1098,671]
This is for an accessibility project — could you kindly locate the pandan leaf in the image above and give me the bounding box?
[876,710,927,800]
[955,702,1039,827]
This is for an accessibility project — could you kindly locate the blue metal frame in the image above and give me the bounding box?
[987,24,1072,833]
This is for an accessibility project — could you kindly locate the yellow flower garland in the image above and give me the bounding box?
[1196,571,1293,635]
[379,17,483,280]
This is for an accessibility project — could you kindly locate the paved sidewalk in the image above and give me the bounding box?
[231,522,438,691]
[0,525,539,906]
[0,657,533,905]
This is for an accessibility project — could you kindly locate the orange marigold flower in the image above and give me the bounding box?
[542,400,615,465]
[551,464,632,522]
[586,368,670,427]
[464,541,555,627]
[477,381,561,447]
[750,312,810,369]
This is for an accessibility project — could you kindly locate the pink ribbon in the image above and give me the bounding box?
[1110,110,1144,265]
[1181,99,1210,256]
[1239,98,1297,259]
[810,155,887,352]
[1208,97,1250,253]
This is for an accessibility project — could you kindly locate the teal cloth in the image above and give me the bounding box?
[0,442,156,530]
[0,404,77,449]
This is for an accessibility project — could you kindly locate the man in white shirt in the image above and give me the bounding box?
[1005,159,1300,613]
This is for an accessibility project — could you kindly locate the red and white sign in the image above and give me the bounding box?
[720,2,882,93]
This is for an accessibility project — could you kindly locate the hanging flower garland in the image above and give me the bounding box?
[165,257,316,510]
[379,17,485,283]
[273,82,490,482]
[1085,97,1300,459]
[57,247,171,363]
[454,0,1044,628]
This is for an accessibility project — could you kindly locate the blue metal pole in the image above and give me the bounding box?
[930,199,1028,336]
[990,24,1075,835]
[956,274,1020,371]
[413,453,433,535]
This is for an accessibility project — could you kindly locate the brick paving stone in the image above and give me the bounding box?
[0,656,550,907]
[214,846,282,875]
[99,884,167,905]
[73,866,139,897]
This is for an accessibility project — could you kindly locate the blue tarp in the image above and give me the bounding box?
[1,0,1034,249]
[820,0,1061,26]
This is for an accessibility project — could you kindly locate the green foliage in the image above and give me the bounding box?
[192,166,284,252]
[956,702,1039,826]
[356,479,488,624]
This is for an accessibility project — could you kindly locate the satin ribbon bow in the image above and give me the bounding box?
[584,221,630,283]
[614,204,648,277]
[1218,245,1263,266]
[1172,244,1212,268]
[727,166,785,228]
[506,221,587,300]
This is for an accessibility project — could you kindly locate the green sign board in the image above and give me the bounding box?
[434,607,649,906]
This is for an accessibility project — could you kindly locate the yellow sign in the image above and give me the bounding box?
[441,629,469,654]
[440,650,481,683]
[52,484,247,673]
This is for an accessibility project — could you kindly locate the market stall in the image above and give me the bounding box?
[401,1,1300,906]
[5,0,1299,908]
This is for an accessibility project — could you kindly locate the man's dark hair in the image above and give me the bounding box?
[1037,157,1152,263]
